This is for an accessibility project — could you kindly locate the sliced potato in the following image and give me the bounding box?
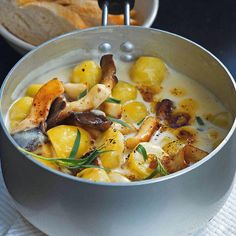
[77,168,110,182]
[122,101,148,123]
[130,56,167,92]
[108,172,130,183]
[112,81,137,103]
[71,60,102,88]
[126,142,167,180]
[96,128,124,169]
[47,125,91,159]
[25,84,43,97]
[9,96,33,130]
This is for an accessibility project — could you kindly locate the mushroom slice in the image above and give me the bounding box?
[184,145,208,164]
[125,116,159,149]
[64,110,112,132]
[12,78,64,133]
[100,54,118,89]
[12,127,48,151]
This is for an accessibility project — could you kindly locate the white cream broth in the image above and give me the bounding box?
[30,59,230,155]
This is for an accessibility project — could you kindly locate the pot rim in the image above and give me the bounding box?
[1,26,235,187]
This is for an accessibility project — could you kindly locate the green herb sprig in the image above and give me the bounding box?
[77,89,88,100]
[105,97,121,104]
[18,146,111,170]
[145,158,169,180]
[68,130,81,159]
[196,116,205,126]
[136,144,148,161]
[137,118,145,126]
[107,116,131,128]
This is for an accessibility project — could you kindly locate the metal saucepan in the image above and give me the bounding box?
[0,1,236,235]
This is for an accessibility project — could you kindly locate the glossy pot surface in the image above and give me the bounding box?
[0,26,236,236]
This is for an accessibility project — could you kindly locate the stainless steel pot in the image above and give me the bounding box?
[0,26,236,236]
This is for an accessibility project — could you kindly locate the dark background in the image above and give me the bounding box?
[0,0,235,83]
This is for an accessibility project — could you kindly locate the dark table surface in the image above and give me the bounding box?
[0,0,235,83]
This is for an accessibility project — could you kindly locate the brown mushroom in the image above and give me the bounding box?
[64,110,112,132]
[155,99,174,120]
[100,54,118,89]
[168,112,191,128]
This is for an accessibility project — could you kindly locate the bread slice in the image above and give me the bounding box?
[24,2,87,29]
[0,1,86,45]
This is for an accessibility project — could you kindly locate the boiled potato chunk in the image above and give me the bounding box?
[77,168,110,182]
[130,56,167,92]
[9,96,33,130]
[96,128,124,169]
[209,112,231,129]
[47,125,91,158]
[112,81,137,103]
[122,101,148,123]
[108,172,130,182]
[127,142,167,179]
[25,84,43,97]
[71,60,102,88]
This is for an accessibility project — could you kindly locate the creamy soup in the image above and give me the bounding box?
[7,55,232,182]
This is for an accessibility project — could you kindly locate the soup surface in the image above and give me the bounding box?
[8,55,231,182]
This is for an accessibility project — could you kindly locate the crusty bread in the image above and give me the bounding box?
[0,0,138,46]
[24,2,87,29]
[0,0,86,45]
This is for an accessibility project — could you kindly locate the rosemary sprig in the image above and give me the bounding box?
[145,158,169,180]
[137,117,145,126]
[107,116,131,128]
[68,130,80,159]
[105,97,121,104]
[136,144,148,161]
[196,116,205,126]
[77,89,88,99]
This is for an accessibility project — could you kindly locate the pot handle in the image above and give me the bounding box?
[98,0,135,26]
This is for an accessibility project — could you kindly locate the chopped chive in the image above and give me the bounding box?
[105,97,121,104]
[136,144,148,161]
[157,158,169,176]
[196,116,205,126]
[77,89,88,99]
[107,116,131,128]
[145,168,159,180]
[137,117,145,126]
[68,130,81,159]
[145,158,169,180]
